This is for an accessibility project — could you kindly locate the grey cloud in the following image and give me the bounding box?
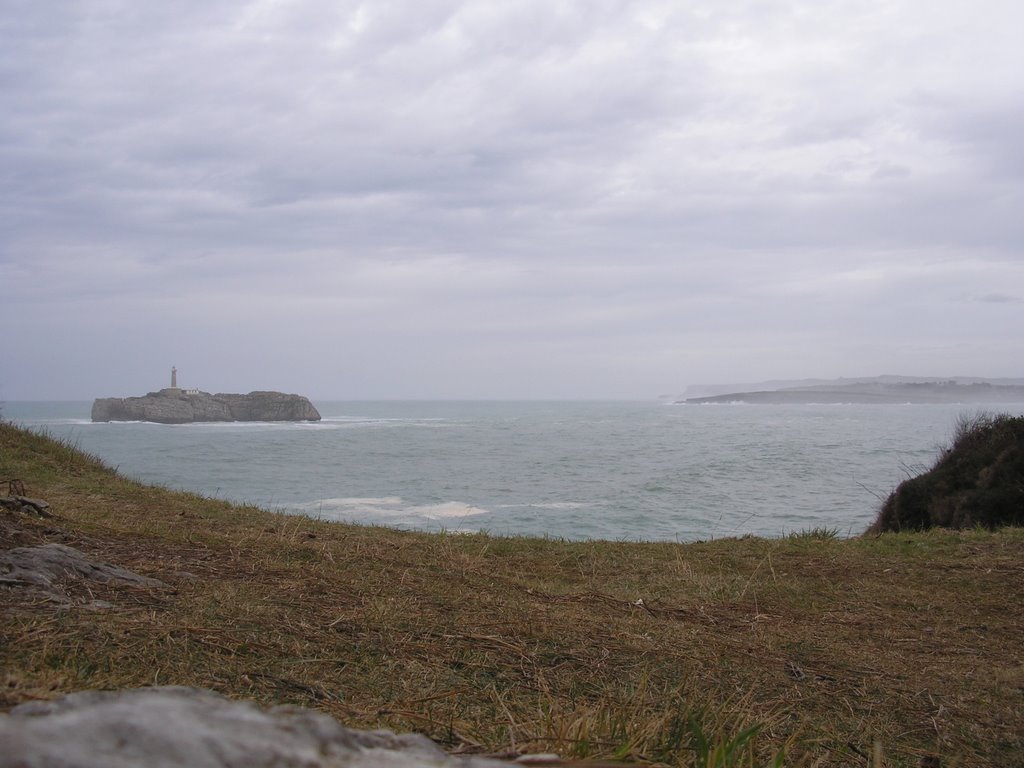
[968,293,1021,304]
[2,0,1024,399]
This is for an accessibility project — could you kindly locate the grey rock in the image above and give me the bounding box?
[0,543,166,597]
[212,391,322,422]
[0,687,515,768]
[91,389,321,424]
[17,497,52,516]
[0,495,54,517]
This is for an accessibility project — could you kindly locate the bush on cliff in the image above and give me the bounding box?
[869,412,1024,533]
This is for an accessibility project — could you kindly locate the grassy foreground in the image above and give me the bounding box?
[1,422,1022,767]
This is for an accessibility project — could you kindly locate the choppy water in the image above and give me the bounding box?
[6,400,1022,541]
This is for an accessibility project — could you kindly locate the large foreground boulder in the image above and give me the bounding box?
[0,687,516,768]
[869,413,1024,533]
[91,389,321,424]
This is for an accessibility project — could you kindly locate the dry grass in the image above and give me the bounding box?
[2,421,1023,766]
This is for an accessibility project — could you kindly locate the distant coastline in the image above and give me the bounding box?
[681,378,1024,405]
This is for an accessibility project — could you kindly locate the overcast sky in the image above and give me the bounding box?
[2,0,1023,400]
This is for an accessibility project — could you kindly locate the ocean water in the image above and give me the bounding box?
[5,400,1023,541]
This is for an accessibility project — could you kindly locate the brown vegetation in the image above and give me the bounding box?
[2,422,1023,766]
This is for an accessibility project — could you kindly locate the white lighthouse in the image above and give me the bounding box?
[169,367,200,395]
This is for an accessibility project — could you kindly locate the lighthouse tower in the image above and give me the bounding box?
[171,366,178,389]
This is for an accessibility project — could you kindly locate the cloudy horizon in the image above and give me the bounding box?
[3,1,1023,400]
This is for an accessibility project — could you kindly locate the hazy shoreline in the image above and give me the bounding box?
[682,381,1024,405]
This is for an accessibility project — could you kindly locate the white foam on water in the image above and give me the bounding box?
[494,502,588,510]
[294,417,456,432]
[298,497,403,513]
[296,497,487,521]
[405,502,489,519]
[182,421,296,428]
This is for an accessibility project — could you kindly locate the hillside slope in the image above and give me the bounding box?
[2,422,1022,766]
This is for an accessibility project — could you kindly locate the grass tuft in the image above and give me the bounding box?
[787,527,839,541]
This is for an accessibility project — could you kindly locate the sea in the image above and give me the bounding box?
[5,400,1023,542]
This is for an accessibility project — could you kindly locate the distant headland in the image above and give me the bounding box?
[679,376,1024,405]
[91,368,321,424]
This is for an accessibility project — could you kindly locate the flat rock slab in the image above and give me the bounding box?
[0,543,165,597]
[0,687,521,768]
[0,496,53,517]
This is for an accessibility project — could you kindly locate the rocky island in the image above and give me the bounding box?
[92,389,321,424]
[91,369,321,423]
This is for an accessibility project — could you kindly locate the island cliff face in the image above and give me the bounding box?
[91,389,321,424]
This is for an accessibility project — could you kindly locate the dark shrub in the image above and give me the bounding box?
[868,413,1024,533]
